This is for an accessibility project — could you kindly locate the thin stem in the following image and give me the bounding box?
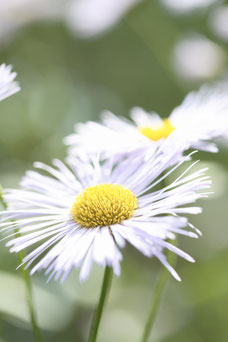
[141,238,178,342]
[88,266,113,342]
[0,191,43,342]
[18,249,43,342]
[0,191,7,210]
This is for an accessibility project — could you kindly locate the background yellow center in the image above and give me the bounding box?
[139,119,175,141]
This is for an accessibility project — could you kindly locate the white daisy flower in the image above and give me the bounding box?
[0,63,20,102]
[65,83,228,158]
[0,147,211,283]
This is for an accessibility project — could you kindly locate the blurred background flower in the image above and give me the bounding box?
[160,0,217,14]
[0,0,64,44]
[210,5,228,42]
[172,34,226,81]
[65,0,142,38]
[0,0,142,44]
[1,0,228,341]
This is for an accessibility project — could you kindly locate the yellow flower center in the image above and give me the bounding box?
[71,184,137,228]
[139,119,175,141]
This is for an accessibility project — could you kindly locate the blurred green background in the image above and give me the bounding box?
[1,0,228,341]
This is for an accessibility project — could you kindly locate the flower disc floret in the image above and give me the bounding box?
[71,184,137,228]
[139,119,175,141]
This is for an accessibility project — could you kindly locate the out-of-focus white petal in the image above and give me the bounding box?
[170,82,228,151]
[0,64,20,101]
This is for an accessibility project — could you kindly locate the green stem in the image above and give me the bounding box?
[0,191,43,342]
[88,266,113,342]
[0,191,7,211]
[17,249,43,342]
[141,238,178,342]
